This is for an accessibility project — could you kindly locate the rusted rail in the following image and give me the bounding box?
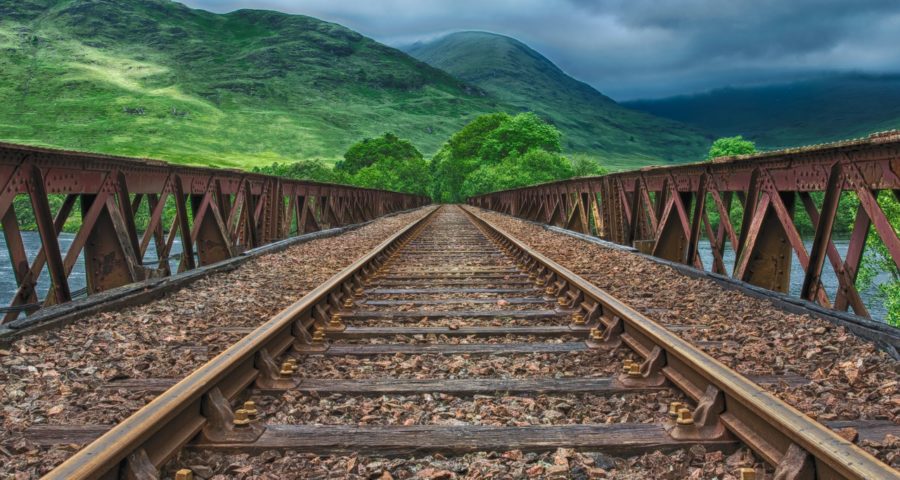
[463,206,898,480]
[38,205,897,479]
[0,142,429,322]
[467,132,900,319]
[42,207,439,479]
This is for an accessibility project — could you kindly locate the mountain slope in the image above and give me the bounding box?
[624,74,900,149]
[0,0,501,168]
[405,31,713,169]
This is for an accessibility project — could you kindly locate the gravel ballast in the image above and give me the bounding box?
[0,208,433,478]
[472,208,900,467]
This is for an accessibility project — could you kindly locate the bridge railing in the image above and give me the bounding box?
[0,142,429,322]
[468,132,900,320]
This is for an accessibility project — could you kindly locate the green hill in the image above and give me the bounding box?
[624,74,900,150]
[0,0,505,168]
[405,31,713,170]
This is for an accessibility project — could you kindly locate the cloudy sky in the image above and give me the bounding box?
[181,0,900,100]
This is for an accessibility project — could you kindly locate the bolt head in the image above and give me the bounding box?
[243,400,258,417]
[233,409,251,426]
[175,469,194,480]
[627,363,642,377]
[572,313,585,325]
[738,468,756,480]
[668,402,683,417]
[590,328,603,340]
[676,408,694,425]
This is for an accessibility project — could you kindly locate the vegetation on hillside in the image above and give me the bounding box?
[625,74,900,150]
[0,0,503,167]
[406,31,711,170]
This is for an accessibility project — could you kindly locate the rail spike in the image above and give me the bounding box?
[668,385,730,441]
[619,345,667,387]
[199,387,264,443]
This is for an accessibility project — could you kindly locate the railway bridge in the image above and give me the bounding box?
[1,137,899,479]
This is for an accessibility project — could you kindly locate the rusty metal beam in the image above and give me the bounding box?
[468,131,900,320]
[0,143,429,321]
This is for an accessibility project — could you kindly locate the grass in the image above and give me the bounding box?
[0,0,507,168]
[0,3,715,172]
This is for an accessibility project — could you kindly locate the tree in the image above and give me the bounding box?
[340,133,431,195]
[460,149,574,199]
[431,112,568,202]
[353,155,431,196]
[569,154,608,177]
[338,133,423,174]
[707,136,756,160]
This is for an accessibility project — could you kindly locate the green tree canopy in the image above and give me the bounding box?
[431,112,571,202]
[569,154,608,177]
[338,133,424,174]
[341,133,431,195]
[707,136,757,160]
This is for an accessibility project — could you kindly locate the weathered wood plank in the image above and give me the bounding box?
[366,288,531,295]
[323,342,588,356]
[361,298,548,306]
[99,373,811,395]
[191,424,736,456]
[340,309,563,320]
[335,325,577,338]
[27,419,888,451]
[280,377,662,395]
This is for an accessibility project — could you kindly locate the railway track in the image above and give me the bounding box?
[35,205,898,479]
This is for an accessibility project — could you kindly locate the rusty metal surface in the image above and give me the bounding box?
[467,132,900,319]
[0,142,429,322]
[462,206,899,480]
[36,205,899,478]
[41,206,439,480]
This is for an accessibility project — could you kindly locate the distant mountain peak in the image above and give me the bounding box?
[404,31,711,166]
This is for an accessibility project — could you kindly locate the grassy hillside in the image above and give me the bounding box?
[624,74,900,150]
[405,31,713,170]
[0,0,503,168]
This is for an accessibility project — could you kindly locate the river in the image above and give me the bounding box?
[0,231,889,322]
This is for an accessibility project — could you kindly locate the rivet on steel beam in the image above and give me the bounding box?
[738,468,755,480]
[676,408,694,425]
[233,409,251,428]
[175,469,194,480]
[668,402,684,418]
[243,401,258,419]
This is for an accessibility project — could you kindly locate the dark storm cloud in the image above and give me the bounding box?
[180,0,900,99]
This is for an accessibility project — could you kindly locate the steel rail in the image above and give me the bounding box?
[462,206,898,480]
[43,206,439,480]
